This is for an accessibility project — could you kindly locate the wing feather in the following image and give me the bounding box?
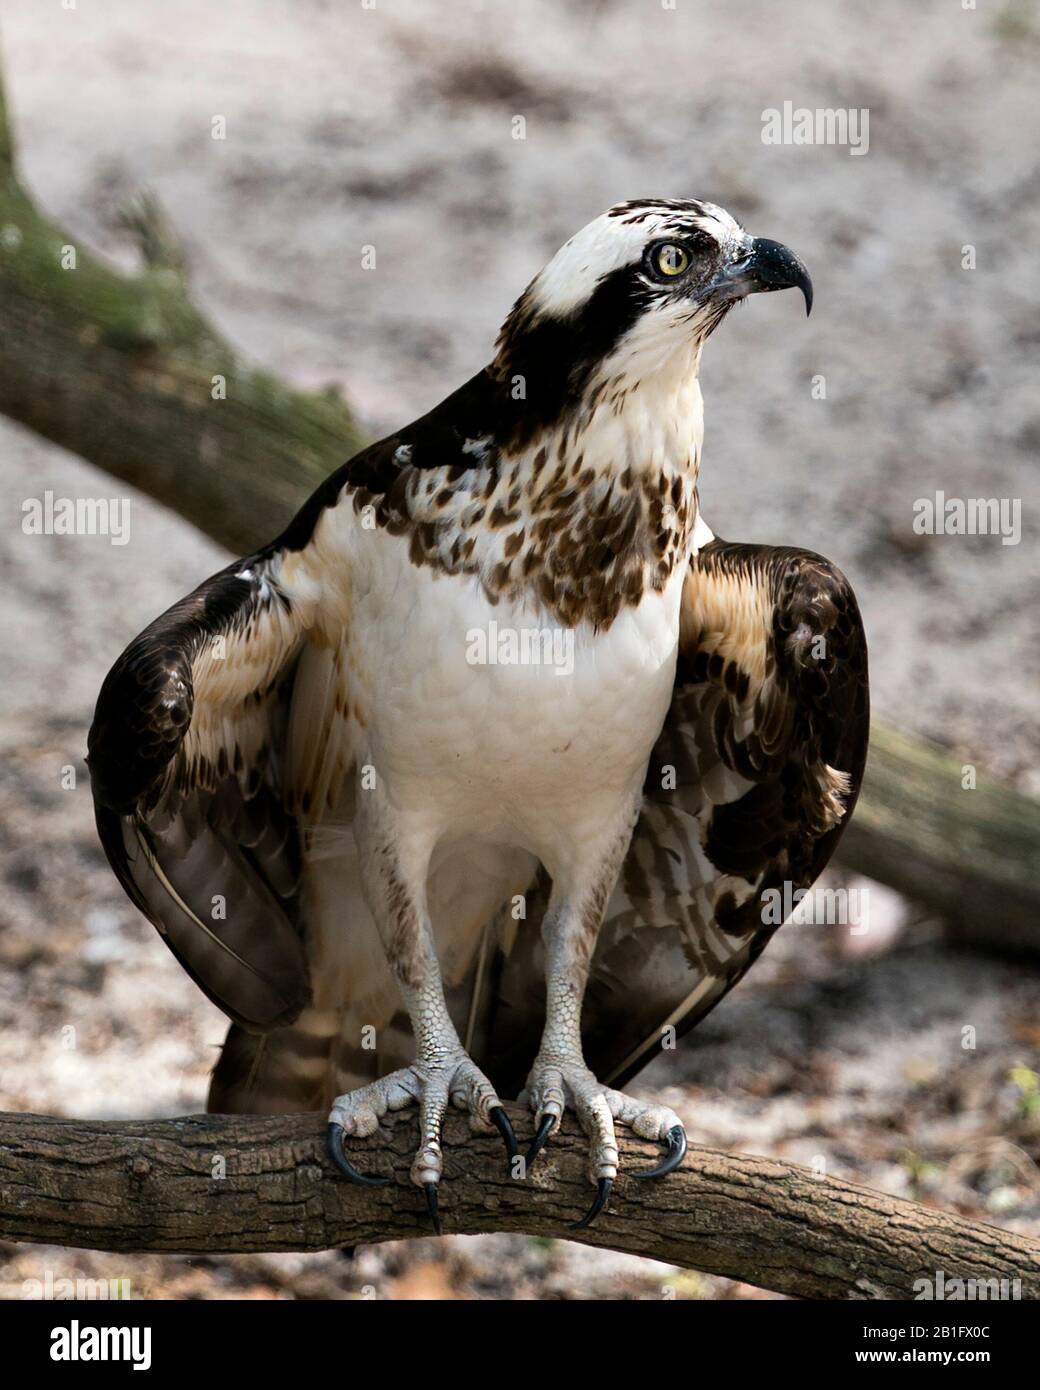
[478,535,869,1094]
[88,548,341,1032]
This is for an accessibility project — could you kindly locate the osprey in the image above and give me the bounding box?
[88,199,868,1230]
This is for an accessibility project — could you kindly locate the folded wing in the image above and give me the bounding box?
[88,550,327,1032]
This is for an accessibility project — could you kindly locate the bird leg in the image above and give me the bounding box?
[325,825,516,1232]
[520,847,687,1227]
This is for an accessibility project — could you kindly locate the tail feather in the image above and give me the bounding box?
[207,1008,419,1114]
[210,1008,339,1114]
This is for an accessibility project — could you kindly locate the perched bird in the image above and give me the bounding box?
[88,198,869,1231]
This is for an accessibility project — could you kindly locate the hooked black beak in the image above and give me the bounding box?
[711,237,813,316]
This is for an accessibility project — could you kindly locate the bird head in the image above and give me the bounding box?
[494,198,811,401]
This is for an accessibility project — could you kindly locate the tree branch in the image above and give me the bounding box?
[0,29,14,177]
[840,725,1040,953]
[0,44,362,557]
[1,1107,1036,1300]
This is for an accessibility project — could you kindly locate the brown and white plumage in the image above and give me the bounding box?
[89,198,868,1223]
[471,533,868,1094]
[89,557,312,1033]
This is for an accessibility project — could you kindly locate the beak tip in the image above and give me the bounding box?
[739,236,813,320]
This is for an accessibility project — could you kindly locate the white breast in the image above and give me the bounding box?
[347,526,685,871]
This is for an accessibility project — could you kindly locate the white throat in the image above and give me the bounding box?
[560,332,706,488]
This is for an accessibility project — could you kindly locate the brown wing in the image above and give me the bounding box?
[479,538,869,1095]
[88,549,328,1032]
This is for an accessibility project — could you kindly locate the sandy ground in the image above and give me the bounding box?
[0,0,1038,1299]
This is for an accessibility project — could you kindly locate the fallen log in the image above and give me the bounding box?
[2,1107,1037,1300]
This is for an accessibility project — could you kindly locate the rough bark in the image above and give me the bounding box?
[1,1107,1037,1300]
[1,56,1038,938]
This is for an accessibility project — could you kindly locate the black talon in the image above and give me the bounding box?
[490,1105,519,1171]
[326,1122,392,1186]
[633,1123,688,1180]
[572,1177,612,1229]
[424,1182,442,1236]
[524,1114,555,1173]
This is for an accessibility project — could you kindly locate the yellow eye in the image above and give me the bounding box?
[655,243,690,277]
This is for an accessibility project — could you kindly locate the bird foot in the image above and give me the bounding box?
[326,1053,517,1235]
[520,1056,686,1228]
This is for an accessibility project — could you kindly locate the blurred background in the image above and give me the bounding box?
[0,0,1037,1299]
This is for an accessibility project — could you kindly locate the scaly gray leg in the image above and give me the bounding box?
[325,814,516,1232]
[521,811,687,1225]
